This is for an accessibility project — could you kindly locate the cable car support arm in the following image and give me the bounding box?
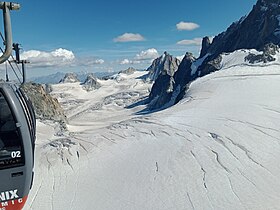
[0,2,20,64]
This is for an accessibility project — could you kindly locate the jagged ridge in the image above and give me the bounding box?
[148,0,280,110]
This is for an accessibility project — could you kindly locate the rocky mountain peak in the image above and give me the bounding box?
[119,67,136,75]
[184,52,196,61]
[59,73,80,83]
[146,52,180,82]
[82,74,101,91]
[200,37,211,58]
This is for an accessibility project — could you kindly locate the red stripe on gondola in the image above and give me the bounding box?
[0,196,27,210]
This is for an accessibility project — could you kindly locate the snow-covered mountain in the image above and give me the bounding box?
[23,58,280,210]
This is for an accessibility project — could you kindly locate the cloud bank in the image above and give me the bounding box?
[20,48,104,68]
[135,48,159,61]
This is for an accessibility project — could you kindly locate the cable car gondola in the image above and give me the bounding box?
[0,2,36,210]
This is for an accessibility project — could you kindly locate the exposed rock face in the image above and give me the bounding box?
[148,52,193,109]
[173,53,197,89]
[172,53,198,103]
[198,55,223,77]
[21,82,67,123]
[146,51,181,82]
[200,36,211,58]
[148,0,280,110]
[207,0,280,57]
[119,67,136,75]
[59,73,79,83]
[148,74,174,110]
[82,74,101,91]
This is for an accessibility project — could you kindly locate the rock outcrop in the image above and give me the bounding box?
[146,52,181,109]
[21,82,67,123]
[245,43,279,63]
[199,37,211,58]
[146,51,180,82]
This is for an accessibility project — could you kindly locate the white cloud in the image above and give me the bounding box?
[119,59,141,65]
[118,49,159,66]
[21,48,75,68]
[114,33,145,42]
[177,38,202,46]
[50,48,75,61]
[134,48,159,61]
[20,48,104,68]
[176,21,200,31]
[120,59,133,65]
[96,59,105,64]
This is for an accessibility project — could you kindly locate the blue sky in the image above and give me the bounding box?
[1,0,257,78]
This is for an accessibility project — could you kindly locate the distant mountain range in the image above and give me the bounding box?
[28,71,116,84]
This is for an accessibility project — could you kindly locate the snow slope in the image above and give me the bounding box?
[24,64,280,209]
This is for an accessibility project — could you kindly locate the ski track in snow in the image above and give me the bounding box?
[23,68,280,210]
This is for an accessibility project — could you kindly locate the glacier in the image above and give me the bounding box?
[23,55,280,210]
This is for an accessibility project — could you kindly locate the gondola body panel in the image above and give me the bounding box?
[0,83,34,210]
